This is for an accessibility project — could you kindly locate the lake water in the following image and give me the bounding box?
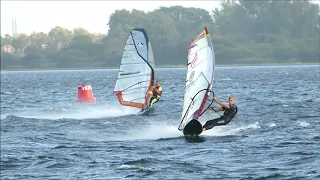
[1,65,319,179]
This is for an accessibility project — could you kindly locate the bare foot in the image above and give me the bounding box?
[202,128,206,131]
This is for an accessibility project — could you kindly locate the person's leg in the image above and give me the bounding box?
[203,117,231,131]
[203,117,221,131]
[149,96,156,108]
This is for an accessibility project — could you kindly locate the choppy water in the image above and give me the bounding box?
[1,65,320,180]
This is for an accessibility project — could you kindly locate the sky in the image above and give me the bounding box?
[1,1,221,36]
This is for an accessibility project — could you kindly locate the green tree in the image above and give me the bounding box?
[1,2,319,70]
[73,27,92,37]
[48,26,72,50]
[1,52,21,69]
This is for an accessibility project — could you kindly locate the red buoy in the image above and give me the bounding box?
[77,84,96,103]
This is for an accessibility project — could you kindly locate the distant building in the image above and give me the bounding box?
[91,34,103,43]
[2,45,15,53]
[41,43,48,49]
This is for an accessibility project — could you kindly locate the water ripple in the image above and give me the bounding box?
[1,65,319,179]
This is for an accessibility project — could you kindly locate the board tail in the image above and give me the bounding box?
[183,119,203,136]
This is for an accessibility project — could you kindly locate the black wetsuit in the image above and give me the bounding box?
[203,104,238,130]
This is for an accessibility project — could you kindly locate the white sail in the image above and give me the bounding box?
[114,28,155,109]
[178,27,215,131]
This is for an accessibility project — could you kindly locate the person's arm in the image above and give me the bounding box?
[153,87,162,95]
[207,107,224,112]
[213,97,230,109]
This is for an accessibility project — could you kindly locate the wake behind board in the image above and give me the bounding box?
[136,106,155,116]
[183,119,203,136]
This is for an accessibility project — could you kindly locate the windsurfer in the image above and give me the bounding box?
[148,81,162,108]
[202,96,237,131]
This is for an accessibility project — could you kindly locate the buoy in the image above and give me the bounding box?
[77,84,96,103]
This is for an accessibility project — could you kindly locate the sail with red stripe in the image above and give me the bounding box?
[178,27,215,132]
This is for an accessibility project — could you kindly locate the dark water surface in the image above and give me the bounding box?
[1,65,319,179]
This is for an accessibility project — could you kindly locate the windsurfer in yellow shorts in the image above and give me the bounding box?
[148,81,162,108]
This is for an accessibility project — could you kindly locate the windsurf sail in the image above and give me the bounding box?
[113,28,155,110]
[178,27,215,132]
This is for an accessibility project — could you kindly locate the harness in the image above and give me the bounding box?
[223,104,237,119]
[197,90,238,120]
[153,86,162,97]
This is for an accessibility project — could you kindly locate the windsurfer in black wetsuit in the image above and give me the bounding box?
[202,96,238,131]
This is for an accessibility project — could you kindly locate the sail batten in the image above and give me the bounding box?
[178,27,216,132]
[117,74,152,80]
[113,28,155,109]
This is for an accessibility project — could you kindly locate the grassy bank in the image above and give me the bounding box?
[0,66,119,72]
[1,62,319,72]
[215,62,320,67]
[158,62,320,68]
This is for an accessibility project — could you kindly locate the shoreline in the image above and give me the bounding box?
[1,62,319,72]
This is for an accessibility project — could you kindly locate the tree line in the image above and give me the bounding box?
[1,0,319,70]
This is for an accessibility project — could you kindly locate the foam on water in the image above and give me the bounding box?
[106,121,262,141]
[9,102,139,120]
[202,121,261,136]
[268,122,277,127]
[108,121,182,141]
[1,114,8,120]
[297,120,310,127]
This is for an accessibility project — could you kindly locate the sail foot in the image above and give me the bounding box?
[114,91,145,109]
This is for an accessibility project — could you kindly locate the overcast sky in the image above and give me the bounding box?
[1,1,221,36]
